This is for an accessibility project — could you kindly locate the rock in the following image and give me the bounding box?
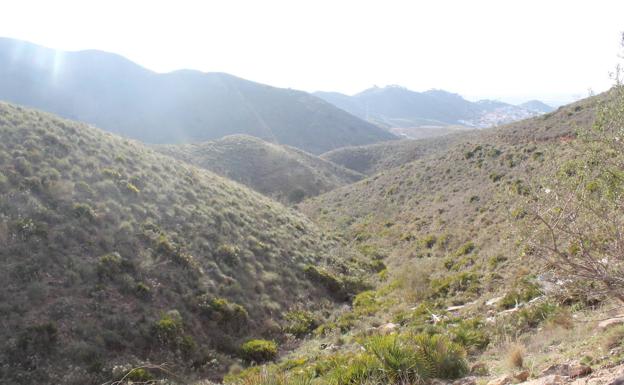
[378,322,398,334]
[608,375,624,385]
[522,375,565,385]
[453,376,477,385]
[470,362,489,376]
[487,296,504,306]
[598,317,624,330]
[541,364,571,376]
[569,364,592,378]
[514,370,530,382]
[540,364,591,378]
[500,307,520,315]
[486,374,513,385]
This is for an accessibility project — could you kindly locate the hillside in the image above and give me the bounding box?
[0,37,395,154]
[320,96,596,175]
[314,86,553,132]
[219,92,622,385]
[155,135,364,203]
[0,103,377,384]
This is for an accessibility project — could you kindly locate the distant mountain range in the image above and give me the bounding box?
[314,86,554,134]
[0,37,395,154]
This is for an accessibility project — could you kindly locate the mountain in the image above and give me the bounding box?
[321,97,591,175]
[314,86,553,133]
[0,37,395,154]
[154,135,364,204]
[519,99,555,113]
[0,102,376,384]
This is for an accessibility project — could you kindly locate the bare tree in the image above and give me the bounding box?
[525,63,624,301]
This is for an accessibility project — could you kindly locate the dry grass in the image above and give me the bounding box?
[506,343,525,369]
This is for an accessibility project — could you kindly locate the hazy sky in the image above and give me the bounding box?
[2,0,623,105]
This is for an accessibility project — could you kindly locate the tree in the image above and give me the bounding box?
[525,60,624,301]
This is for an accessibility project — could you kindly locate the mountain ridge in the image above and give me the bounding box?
[0,37,395,154]
[314,86,554,132]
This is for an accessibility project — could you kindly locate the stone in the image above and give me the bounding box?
[453,376,477,385]
[487,296,504,306]
[569,365,592,378]
[514,370,530,382]
[598,317,624,330]
[608,375,624,385]
[486,374,513,385]
[378,322,398,334]
[522,375,565,385]
[541,364,571,377]
[470,362,489,376]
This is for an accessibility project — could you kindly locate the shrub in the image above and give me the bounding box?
[363,333,468,383]
[240,339,278,363]
[96,252,123,280]
[152,310,184,346]
[284,310,318,337]
[449,318,490,352]
[499,278,542,309]
[506,343,525,369]
[419,235,437,249]
[73,202,96,221]
[430,272,480,297]
[216,244,241,265]
[17,322,58,355]
[197,295,249,328]
[454,241,475,256]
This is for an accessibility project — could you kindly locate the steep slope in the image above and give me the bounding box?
[320,96,596,175]
[314,86,551,131]
[222,91,624,385]
[155,135,364,203]
[0,103,374,384]
[0,37,395,154]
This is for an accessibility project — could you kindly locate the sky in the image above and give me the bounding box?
[1,0,622,105]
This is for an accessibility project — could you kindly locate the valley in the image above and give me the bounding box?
[0,18,622,385]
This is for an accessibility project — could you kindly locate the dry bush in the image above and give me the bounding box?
[506,343,525,369]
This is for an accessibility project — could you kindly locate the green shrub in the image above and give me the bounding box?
[73,203,96,221]
[352,290,380,315]
[499,278,542,309]
[240,339,278,362]
[152,310,184,346]
[96,252,123,280]
[197,295,249,328]
[419,235,437,249]
[284,310,318,337]
[430,272,480,297]
[361,333,468,383]
[454,241,475,256]
[449,318,490,352]
[125,367,154,382]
